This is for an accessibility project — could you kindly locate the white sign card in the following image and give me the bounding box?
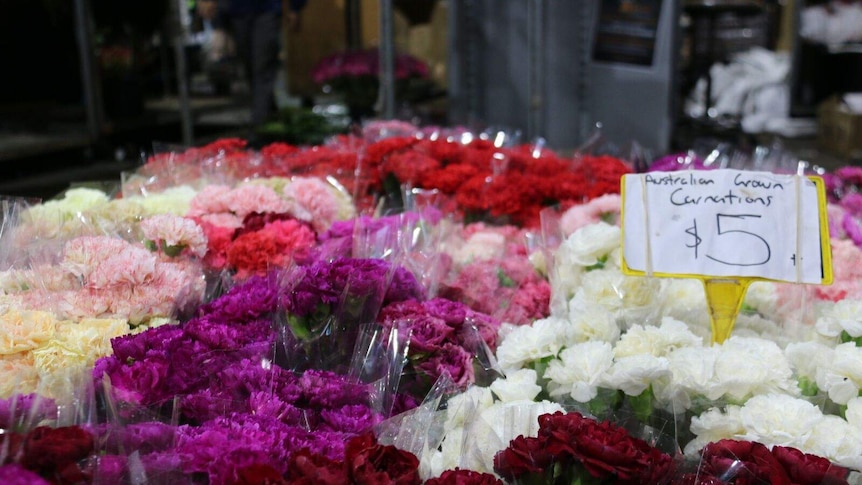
[622,169,826,284]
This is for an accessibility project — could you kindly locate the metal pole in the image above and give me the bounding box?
[527,0,546,140]
[73,0,101,141]
[379,0,396,119]
[170,0,194,145]
[346,0,362,50]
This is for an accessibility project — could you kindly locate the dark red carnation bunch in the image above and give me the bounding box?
[285,432,420,485]
[673,439,850,485]
[494,411,675,485]
[1,425,95,485]
[424,468,503,485]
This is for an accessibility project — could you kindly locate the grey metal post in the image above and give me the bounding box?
[73,0,101,141]
[379,0,396,119]
[170,0,194,145]
[346,0,362,50]
[527,0,547,140]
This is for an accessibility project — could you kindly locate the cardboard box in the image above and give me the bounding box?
[818,94,862,160]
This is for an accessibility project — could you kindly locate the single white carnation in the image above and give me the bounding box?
[560,222,620,267]
[495,316,572,373]
[614,317,702,358]
[664,346,719,406]
[817,299,862,339]
[685,405,745,455]
[819,342,862,405]
[444,385,494,430]
[544,341,614,402]
[601,354,670,397]
[738,394,823,449]
[713,336,798,402]
[491,369,542,403]
[660,279,710,331]
[803,414,862,470]
[454,232,507,265]
[785,341,834,382]
[743,281,779,316]
[568,297,620,344]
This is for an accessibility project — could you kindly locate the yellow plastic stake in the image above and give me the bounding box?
[702,278,753,344]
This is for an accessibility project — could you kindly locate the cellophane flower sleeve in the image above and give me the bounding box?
[348,320,411,417]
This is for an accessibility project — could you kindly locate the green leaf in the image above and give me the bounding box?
[840,330,862,346]
[798,376,820,397]
[288,314,311,340]
[585,255,608,272]
[629,386,655,423]
[497,268,516,288]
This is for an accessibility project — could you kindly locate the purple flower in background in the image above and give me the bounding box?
[836,166,862,186]
[843,212,862,247]
[841,192,862,216]
[0,394,56,430]
[0,464,50,485]
[647,153,710,173]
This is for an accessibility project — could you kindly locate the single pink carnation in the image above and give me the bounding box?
[188,184,233,217]
[141,215,208,257]
[226,184,290,219]
[283,177,343,233]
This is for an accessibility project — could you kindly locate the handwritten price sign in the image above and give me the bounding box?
[621,170,832,285]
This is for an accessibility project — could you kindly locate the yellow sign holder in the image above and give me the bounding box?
[621,174,834,344]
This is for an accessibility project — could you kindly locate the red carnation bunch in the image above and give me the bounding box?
[494,411,675,485]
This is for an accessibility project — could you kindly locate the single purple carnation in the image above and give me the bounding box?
[199,274,279,323]
[248,392,308,426]
[423,298,469,327]
[414,342,476,388]
[0,464,50,485]
[319,404,381,434]
[385,266,425,304]
[101,422,177,455]
[463,310,502,350]
[286,429,350,461]
[406,314,453,353]
[184,317,274,351]
[298,370,372,409]
[0,394,56,430]
[93,455,128,483]
[111,325,184,362]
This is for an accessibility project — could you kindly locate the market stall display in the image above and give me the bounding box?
[0,121,860,484]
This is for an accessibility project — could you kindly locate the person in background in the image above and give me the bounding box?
[217,0,307,133]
